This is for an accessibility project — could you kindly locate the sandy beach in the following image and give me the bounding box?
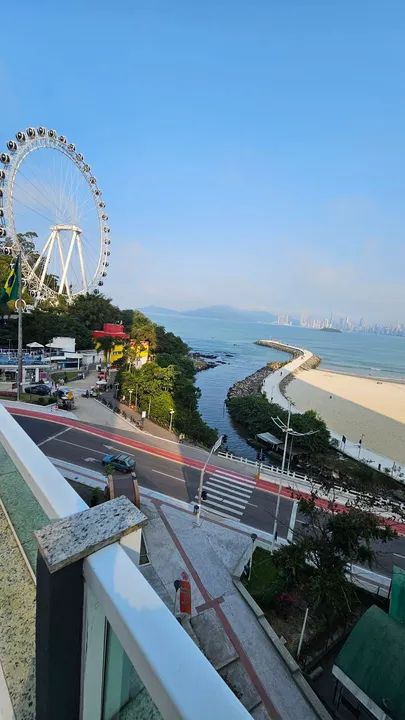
[287,369,405,465]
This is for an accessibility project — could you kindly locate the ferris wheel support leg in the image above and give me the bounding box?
[27,230,54,283]
[76,235,87,292]
[38,231,57,297]
[58,230,77,296]
[56,233,70,299]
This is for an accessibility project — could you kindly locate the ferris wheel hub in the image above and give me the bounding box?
[50,224,82,233]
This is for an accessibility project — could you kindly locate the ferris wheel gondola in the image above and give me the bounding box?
[0,126,110,303]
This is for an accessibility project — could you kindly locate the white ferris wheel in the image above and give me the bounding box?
[0,126,110,304]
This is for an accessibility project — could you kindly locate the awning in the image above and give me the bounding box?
[256,432,283,446]
[26,341,44,348]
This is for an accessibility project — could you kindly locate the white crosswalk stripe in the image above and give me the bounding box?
[196,471,256,522]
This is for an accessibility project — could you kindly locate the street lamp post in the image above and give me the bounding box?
[128,389,133,406]
[248,533,258,582]
[271,403,318,549]
[135,384,138,408]
[195,434,224,524]
[271,404,291,548]
[286,434,295,475]
[169,408,174,432]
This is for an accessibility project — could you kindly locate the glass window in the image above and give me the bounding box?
[102,623,162,720]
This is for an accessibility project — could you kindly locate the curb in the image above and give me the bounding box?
[232,544,332,720]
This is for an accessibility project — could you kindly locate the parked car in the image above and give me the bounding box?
[24,384,51,396]
[102,453,136,474]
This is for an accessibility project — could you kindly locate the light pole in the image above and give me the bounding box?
[128,389,133,406]
[195,434,224,523]
[248,533,258,582]
[271,403,318,549]
[135,384,138,408]
[169,408,174,432]
[286,434,295,475]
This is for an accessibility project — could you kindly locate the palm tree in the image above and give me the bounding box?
[96,335,116,364]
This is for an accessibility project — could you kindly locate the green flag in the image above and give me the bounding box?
[0,256,19,304]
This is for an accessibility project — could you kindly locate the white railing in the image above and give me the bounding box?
[218,450,309,482]
[217,449,405,520]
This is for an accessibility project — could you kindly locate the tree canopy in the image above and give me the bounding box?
[227,393,330,454]
[272,493,396,621]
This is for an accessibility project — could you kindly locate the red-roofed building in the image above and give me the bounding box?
[92,323,129,364]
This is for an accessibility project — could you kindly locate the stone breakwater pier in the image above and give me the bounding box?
[227,340,320,403]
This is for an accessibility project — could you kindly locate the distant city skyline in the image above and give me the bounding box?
[143,303,405,337]
[2,2,405,322]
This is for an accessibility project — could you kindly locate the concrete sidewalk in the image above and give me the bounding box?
[140,497,317,720]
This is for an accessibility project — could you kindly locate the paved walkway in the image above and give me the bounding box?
[141,497,317,720]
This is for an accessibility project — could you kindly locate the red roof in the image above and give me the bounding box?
[92,323,129,340]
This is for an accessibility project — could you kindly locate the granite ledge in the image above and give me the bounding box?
[34,497,147,573]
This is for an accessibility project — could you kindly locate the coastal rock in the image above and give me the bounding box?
[190,351,227,372]
[227,361,286,399]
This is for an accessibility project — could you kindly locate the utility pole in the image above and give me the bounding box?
[271,403,318,549]
[272,403,291,548]
[286,434,294,474]
[169,409,174,432]
[16,253,23,402]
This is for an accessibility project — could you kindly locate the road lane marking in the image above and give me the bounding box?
[201,498,243,516]
[152,469,185,483]
[393,553,405,559]
[38,427,71,447]
[199,470,256,521]
[206,478,252,497]
[55,438,105,455]
[202,506,240,522]
[197,489,246,509]
[212,468,256,484]
[211,471,256,487]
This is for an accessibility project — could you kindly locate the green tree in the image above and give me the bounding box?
[155,325,189,355]
[120,309,134,333]
[96,335,117,363]
[130,310,157,350]
[226,394,330,455]
[67,292,122,331]
[273,494,396,621]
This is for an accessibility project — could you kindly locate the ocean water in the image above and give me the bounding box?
[148,312,405,457]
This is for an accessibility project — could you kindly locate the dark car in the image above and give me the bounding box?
[102,453,136,474]
[25,384,51,396]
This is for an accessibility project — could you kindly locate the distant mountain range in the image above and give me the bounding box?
[141,304,279,323]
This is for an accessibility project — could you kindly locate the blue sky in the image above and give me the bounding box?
[2,1,405,322]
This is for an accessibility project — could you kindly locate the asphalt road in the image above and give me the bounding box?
[14,414,405,577]
[16,414,295,539]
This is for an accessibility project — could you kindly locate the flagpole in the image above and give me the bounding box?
[16,253,23,401]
